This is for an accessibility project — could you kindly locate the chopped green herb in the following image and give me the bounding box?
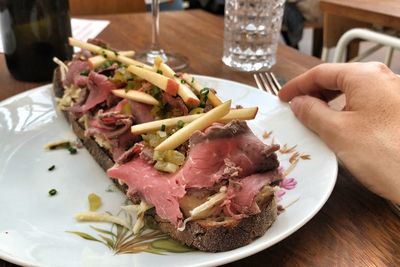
[160,124,166,131]
[103,60,113,68]
[80,70,89,76]
[191,77,195,83]
[151,86,161,99]
[68,147,77,154]
[180,79,186,84]
[200,88,209,96]
[46,140,78,154]
[199,88,210,108]
[173,74,179,78]
[48,165,55,171]
[64,143,78,154]
[49,189,57,196]
[177,120,185,129]
[101,50,108,58]
[157,69,163,75]
[112,50,119,56]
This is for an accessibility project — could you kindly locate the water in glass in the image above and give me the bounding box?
[222,0,285,72]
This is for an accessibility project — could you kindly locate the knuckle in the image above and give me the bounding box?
[367,62,391,74]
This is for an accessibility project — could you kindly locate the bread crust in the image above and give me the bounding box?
[148,195,277,252]
[53,68,278,252]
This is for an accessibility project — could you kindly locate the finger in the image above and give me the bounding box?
[279,63,351,102]
[290,95,343,143]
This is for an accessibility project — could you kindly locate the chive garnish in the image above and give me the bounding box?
[200,88,209,96]
[68,146,77,154]
[160,124,166,131]
[49,189,57,196]
[48,165,55,171]
[64,142,77,154]
[80,70,89,76]
[157,69,163,75]
[177,120,185,128]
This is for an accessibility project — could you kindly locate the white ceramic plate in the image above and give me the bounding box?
[0,76,337,267]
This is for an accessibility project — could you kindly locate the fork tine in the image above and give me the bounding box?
[253,73,264,91]
[264,73,279,96]
[269,72,282,90]
[259,72,275,95]
[253,73,273,94]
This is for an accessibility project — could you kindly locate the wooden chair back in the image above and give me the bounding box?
[69,0,146,16]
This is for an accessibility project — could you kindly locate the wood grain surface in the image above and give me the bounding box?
[0,9,399,267]
[321,0,400,48]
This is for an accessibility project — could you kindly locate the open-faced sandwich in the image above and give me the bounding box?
[53,38,284,252]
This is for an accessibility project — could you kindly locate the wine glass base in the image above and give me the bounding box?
[135,50,189,71]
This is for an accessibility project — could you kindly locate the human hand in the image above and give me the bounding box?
[278,62,400,204]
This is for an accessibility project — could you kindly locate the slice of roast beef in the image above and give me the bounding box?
[162,93,188,115]
[107,120,281,226]
[67,71,116,114]
[64,60,89,87]
[85,101,139,161]
[107,157,186,227]
[130,100,154,124]
[176,120,280,188]
[222,168,283,219]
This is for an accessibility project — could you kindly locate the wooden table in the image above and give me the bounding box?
[1,9,399,267]
[320,0,400,60]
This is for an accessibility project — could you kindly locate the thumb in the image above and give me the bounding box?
[289,96,341,141]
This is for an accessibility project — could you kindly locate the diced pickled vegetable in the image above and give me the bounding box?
[152,150,185,166]
[88,193,102,211]
[142,132,168,148]
[154,161,179,173]
[153,150,164,161]
[164,150,185,165]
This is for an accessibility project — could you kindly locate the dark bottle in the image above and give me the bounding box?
[0,0,73,82]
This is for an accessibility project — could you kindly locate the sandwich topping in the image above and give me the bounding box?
[55,38,290,237]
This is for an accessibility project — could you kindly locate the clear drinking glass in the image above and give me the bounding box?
[136,0,188,70]
[222,0,285,72]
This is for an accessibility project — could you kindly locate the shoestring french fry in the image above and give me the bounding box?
[89,51,135,69]
[127,65,181,96]
[111,89,159,105]
[155,100,231,151]
[131,107,258,135]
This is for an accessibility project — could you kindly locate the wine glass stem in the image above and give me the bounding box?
[151,0,161,52]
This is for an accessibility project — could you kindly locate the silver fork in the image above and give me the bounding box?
[253,72,282,96]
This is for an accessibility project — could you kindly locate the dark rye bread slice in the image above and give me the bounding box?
[148,192,277,252]
[52,67,278,252]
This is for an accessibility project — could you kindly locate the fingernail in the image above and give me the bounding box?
[290,96,304,115]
